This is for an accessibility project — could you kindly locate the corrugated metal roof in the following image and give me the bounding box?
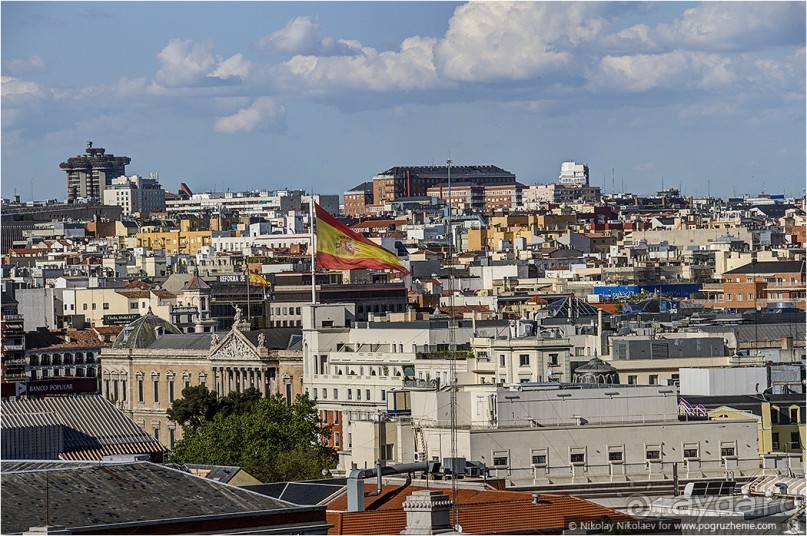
[2,395,166,460]
[0,461,298,534]
[700,323,805,343]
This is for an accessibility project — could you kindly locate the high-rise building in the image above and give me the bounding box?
[61,141,131,203]
[558,161,589,187]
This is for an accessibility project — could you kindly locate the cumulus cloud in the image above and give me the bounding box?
[155,39,251,87]
[2,56,48,76]
[1,76,43,98]
[214,97,286,133]
[590,51,736,92]
[435,2,605,82]
[256,16,363,57]
[278,35,440,91]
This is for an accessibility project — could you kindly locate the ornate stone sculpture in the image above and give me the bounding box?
[257,332,266,348]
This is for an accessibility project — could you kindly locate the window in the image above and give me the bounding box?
[333,388,339,400]
[334,432,341,447]
[381,390,386,401]
[334,412,339,424]
[381,444,394,461]
[726,293,732,301]
[608,451,623,463]
[356,389,362,400]
[570,453,585,465]
[122,381,127,401]
[138,380,144,402]
[83,303,88,311]
[153,428,160,441]
[791,432,801,449]
[721,446,736,458]
[347,389,352,400]
[549,353,559,365]
[313,388,318,400]
[168,380,175,402]
[649,375,659,385]
[646,449,661,461]
[627,375,637,385]
[790,408,799,422]
[683,443,699,459]
[773,432,780,450]
[366,389,371,401]
[492,452,509,467]
[519,354,530,367]
[499,355,506,367]
[169,428,175,448]
[153,381,159,403]
[322,388,327,399]
[531,454,547,466]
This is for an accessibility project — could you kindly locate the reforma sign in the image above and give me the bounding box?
[218,274,246,284]
[1,378,98,398]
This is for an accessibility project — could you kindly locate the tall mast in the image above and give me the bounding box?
[310,197,316,304]
[446,157,459,530]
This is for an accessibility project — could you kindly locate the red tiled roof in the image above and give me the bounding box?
[124,280,152,289]
[115,290,150,299]
[591,302,621,314]
[326,485,632,535]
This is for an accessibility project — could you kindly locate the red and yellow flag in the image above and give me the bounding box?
[315,204,409,273]
[249,272,271,287]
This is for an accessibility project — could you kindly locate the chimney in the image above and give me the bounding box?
[400,490,453,535]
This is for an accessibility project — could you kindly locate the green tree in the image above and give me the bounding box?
[169,393,337,482]
[166,385,221,428]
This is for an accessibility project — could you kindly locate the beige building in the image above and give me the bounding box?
[346,384,800,485]
[101,311,303,449]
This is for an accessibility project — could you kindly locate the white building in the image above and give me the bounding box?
[559,161,589,187]
[102,174,165,215]
[346,383,791,485]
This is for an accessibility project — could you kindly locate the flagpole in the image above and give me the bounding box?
[310,199,316,304]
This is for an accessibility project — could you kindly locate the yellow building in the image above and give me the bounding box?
[101,311,304,450]
[136,220,212,255]
[710,398,805,462]
[467,214,577,252]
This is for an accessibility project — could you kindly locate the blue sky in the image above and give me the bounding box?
[2,1,805,200]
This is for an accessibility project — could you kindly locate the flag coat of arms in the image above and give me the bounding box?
[315,204,409,273]
[248,272,271,287]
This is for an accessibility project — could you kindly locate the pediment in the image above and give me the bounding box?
[209,331,261,362]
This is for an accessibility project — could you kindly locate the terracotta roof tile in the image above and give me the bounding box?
[326,485,632,534]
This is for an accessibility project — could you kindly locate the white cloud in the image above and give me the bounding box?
[155,39,250,87]
[435,2,604,82]
[210,54,251,79]
[214,97,286,133]
[2,55,48,76]
[654,2,804,51]
[590,51,736,92]
[278,35,440,91]
[256,16,363,57]
[1,76,43,98]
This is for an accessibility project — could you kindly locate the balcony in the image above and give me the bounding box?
[3,344,24,352]
[1,314,24,321]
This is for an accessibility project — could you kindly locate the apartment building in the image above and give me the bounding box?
[346,383,793,485]
[720,260,805,310]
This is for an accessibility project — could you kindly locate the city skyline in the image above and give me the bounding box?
[2,1,805,200]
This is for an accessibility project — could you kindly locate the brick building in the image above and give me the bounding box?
[721,260,805,310]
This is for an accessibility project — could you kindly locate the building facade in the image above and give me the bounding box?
[61,141,131,203]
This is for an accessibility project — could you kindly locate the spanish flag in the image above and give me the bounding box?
[315,204,409,274]
[249,272,271,287]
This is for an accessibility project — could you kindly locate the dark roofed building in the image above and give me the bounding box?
[1,394,167,462]
[372,164,516,205]
[1,460,329,534]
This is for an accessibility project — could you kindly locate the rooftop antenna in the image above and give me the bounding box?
[611,168,615,196]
